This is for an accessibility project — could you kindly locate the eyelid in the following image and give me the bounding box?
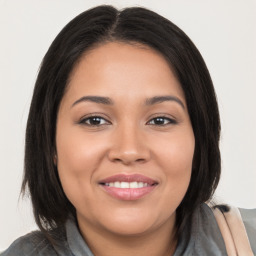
[146,114,178,126]
[78,113,111,125]
[77,112,178,127]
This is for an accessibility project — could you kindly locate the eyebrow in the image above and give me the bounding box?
[72,96,114,107]
[72,95,185,109]
[145,96,185,109]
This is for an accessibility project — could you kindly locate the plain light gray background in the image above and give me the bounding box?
[0,0,255,251]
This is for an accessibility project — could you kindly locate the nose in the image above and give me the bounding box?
[108,123,151,165]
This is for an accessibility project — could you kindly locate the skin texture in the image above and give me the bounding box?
[56,42,195,256]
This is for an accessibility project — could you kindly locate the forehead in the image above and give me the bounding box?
[64,41,185,105]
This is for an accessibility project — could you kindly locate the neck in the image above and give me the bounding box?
[77,214,177,256]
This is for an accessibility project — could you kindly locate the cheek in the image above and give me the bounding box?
[55,128,107,205]
[142,130,194,224]
[56,128,107,174]
[154,129,195,199]
[157,130,195,175]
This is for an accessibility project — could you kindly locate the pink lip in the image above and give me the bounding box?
[99,174,158,201]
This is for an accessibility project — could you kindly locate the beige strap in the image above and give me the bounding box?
[223,206,254,256]
[213,208,237,256]
[213,206,254,256]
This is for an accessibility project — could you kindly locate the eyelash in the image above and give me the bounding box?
[79,115,111,126]
[147,116,177,126]
[78,114,177,127]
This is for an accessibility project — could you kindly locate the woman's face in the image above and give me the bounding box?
[56,42,195,236]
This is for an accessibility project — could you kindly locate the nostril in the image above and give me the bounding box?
[136,158,146,162]
[108,146,151,165]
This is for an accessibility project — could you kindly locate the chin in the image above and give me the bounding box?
[105,219,155,236]
[98,208,167,236]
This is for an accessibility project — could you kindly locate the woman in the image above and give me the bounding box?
[1,5,255,256]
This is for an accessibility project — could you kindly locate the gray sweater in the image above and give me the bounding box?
[1,204,256,256]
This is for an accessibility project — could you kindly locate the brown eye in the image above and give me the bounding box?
[80,116,110,126]
[147,117,177,126]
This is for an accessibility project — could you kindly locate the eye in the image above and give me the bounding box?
[79,115,110,126]
[147,116,177,126]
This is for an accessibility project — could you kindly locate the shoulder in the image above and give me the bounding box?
[0,229,64,256]
[1,224,74,256]
[196,203,228,254]
[174,203,228,255]
[239,207,256,229]
[239,207,256,252]
[201,203,256,254]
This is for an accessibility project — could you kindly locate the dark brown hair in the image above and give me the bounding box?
[22,5,221,244]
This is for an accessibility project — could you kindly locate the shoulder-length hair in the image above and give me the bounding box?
[22,5,221,244]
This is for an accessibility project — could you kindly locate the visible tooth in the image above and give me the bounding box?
[130,181,138,188]
[106,181,150,188]
[114,181,121,188]
[120,182,129,188]
[138,182,144,188]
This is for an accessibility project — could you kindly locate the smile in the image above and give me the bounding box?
[105,181,150,188]
[99,174,158,201]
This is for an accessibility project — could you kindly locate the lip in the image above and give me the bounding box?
[99,174,158,201]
